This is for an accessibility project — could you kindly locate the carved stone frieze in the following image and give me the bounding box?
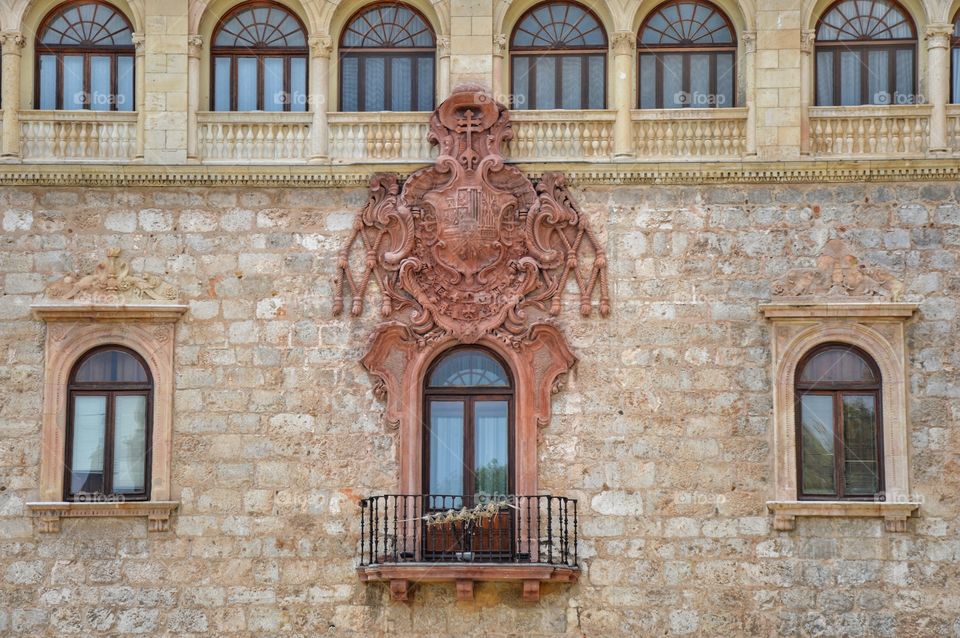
[771,239,903,300]
[46,248,179,304]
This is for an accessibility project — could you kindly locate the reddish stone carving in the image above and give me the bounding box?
[333,84,609,344]
[333,85,609,494]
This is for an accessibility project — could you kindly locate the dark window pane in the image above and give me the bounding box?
[263,57,284,111]
[639,54,656,108]
[587,55,605,108]
[816,50,834,105]
[894,48,913,103]
[391,57,413,110]
[560,56,582,109]
[113,395,147,493]
[237,57,258,110]
[512,57,530,109]
[74,349,148,383]
[71,395,107,494]
[117,56,134,111]
[954,48,960,103]
[839,51,861,105]
[63,55,84,110]
[816,0,915,41]
[39,54,57,109]
[417,57,434,110]
[799,347,877,385]
[289,57,307,111]
[800,394,836,495]
[430,351,509,387]
[474,401,509,496]
[89,55,111,111]
[213,4,306,48]
[341,56,359,111]
[663,54,683,107]
[843,395,879,495]
[534,57,556,109]
[364,57,386,111]
[513,2,607,48]
[867,48,889,105]
[214,57,232,111]
[429,401,464,497]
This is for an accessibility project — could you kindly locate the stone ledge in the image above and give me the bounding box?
[357,563,579,602]
[759,302,920,320]
[31,303,189,323]
[26,501,179,533]
[766,500,920,532]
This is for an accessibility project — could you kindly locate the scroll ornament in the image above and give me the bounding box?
[47,248,179,304]
[772,239,903,301]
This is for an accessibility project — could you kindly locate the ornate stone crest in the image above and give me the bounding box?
[47,249,179,304]
[772,239,903,301]
[333,84,609,344]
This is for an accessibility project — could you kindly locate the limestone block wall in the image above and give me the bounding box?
[0,179,959,636]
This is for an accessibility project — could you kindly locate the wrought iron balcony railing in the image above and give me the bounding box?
[358,494,578,568]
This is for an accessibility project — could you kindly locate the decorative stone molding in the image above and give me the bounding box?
[610,31,634,56]
[131,32,144,50]
[800,29,815,55]
[46,249,180,303]
[31,251,186,532]
[333,85,609,496]
[309,35,333,58]
[761,242,919,531]
[187,34,203,58]
[358,564,578,602]
[741,30,756,54]
[492,33,507,56]
[0,31,26,53]
[771,239,904,300]
[924,23,954,49]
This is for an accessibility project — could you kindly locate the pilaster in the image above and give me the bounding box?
[142,0,189,164]
[0,32,25,160]
[925,24,954,154]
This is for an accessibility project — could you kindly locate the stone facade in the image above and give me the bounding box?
[1,177,960,636]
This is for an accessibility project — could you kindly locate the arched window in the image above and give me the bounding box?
[637,0,736,109]
[339,3,436,111]
[815,0,917,106]
[424,349,513,506]
[951,10,960,103]
[211,2,308,111]
[796,344,883,500]
[510,1,607,110]
[36,1,135,111]
[66,346,152,500]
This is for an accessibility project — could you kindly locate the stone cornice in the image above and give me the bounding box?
[31,303,189,323]
[0,160,959,187]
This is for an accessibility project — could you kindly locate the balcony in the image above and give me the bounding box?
[505,110,615,161]
[632,107,748,159]
[20,110,137,162]
[948,105,960,154]
[197,112,312,163]
[357,494,579,602]
[809,105,931,158]
[328,111,435,163]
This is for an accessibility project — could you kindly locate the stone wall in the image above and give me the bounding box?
[1,179,959,636]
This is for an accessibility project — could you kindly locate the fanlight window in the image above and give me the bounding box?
[638,0,736,109]
[211,2,308,111]
[36,1,135,111]
[814,0,917,106]
[339,3,436,112]
[795,344,883,500]
[510,1,607,110]
[66,347,152,500]
[424,349,513,508]
[952,11,960,103]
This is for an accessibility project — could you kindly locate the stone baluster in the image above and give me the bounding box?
[310,36,332,162]
[611,31,634,160]
[187,36,202,162]
[926,24,953,154]
[0,32,24,160]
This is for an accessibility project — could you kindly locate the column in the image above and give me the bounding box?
[799,29,814,155]
[437,36,451,102]
[611,31,634,160]
[742,31,757,157]
[926,24,953,154]
[309,36,332,163]
[0,32,24,160]
[492,34,507,101]
[132,33,145,160]
[187,36,202,162]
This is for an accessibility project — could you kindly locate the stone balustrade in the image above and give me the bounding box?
[197,112,312,163]
[631,108,748,159]
[20,111,137,162]
[948,105,960,154]
[328,112,435,163]
[809,105,931,157]
[505,111,615,161]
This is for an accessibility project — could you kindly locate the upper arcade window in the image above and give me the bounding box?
[814,0,917,106]
[637,0,736,109]
[795,344,883,500]
[36,1,135,111]
[952,10,960,103]
[510,1,607,110]
[211,2,308,112]
[66,346,152,501]
[339,3,436,112]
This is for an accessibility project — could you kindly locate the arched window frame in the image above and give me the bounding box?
[794,343,884,501]
[509,1,608,110]
[422,347,515,503]
[338,2,437,112]
[210,1,309,112]
[813,0,918,106]
[636,0,738,109]
[65,345,153,501]
[35,0,136,111]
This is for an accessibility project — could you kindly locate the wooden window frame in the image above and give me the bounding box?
[636,0,738,109]
[34,0,135,111]
[422,348,515,505]
[338,2,436,112]
[210,1,309,112]
[794,344,884,501]
[509,1,608,110]
[951,10,960,104]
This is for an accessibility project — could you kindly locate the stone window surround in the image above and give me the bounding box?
[761,302,921,533]
[26,303,187,533]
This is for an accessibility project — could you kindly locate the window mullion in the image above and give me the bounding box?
[835,391,845,499]
[104,391,116,496]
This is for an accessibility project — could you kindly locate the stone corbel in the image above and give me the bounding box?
[361,323,420,430]
[522,324,577,429]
